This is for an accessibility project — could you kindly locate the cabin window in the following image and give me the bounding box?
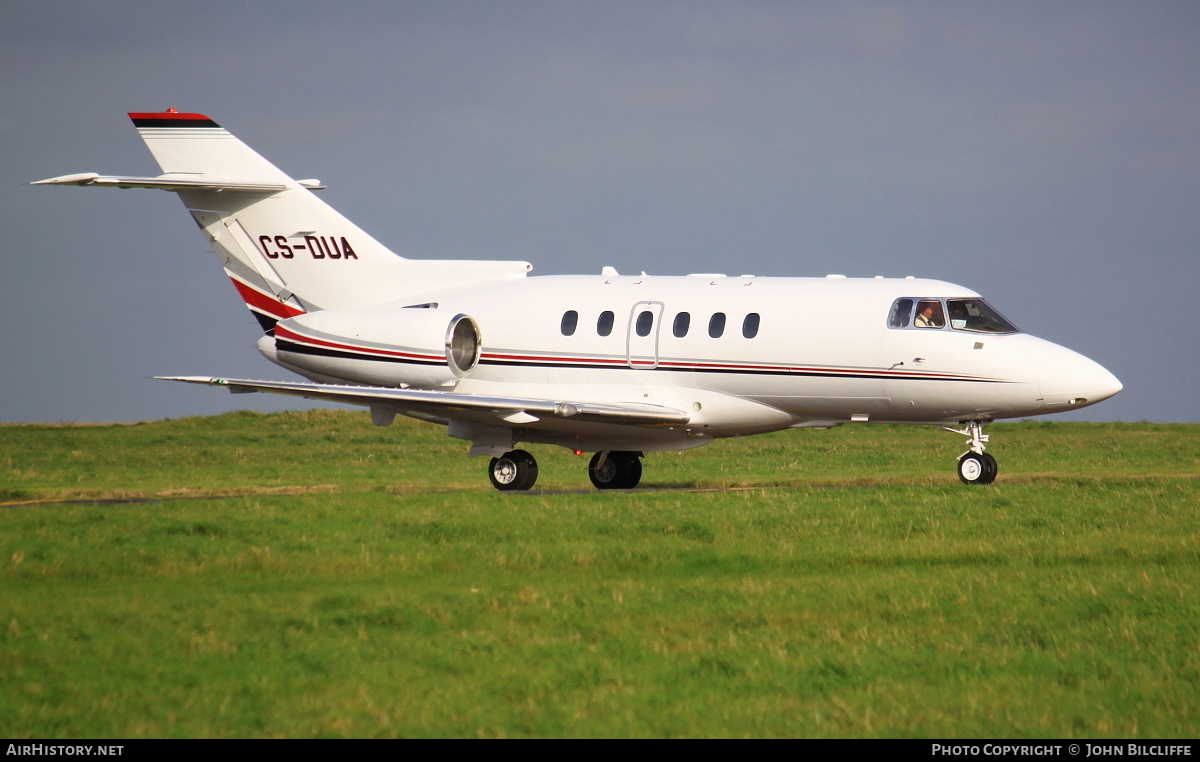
[888,298,914,328]
[673,312,691,338]
[597,310,615,337]
[635,310,654,337]
[947,299,1020,334]
[708,312,726,338]
[561,310,578,336]
[742,313,760,338]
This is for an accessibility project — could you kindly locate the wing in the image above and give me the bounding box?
[157,376,691,427]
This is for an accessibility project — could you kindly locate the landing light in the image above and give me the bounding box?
[1069,398,1088,405]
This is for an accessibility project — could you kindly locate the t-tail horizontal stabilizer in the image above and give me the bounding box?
[31,172,325,192]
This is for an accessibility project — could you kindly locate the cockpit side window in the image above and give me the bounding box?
[888,298,914,328]
[914,300,945,328]
[889,296,1021,333]
[947,299,1019,334]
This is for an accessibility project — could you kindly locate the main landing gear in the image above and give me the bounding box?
[486,450,644,492]
[943,420,998,485]
[587,451,643,490]
[488,449,538,491]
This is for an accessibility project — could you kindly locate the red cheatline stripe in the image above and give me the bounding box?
[274,325,443,363]
[264,318,1003,382]
[229,279,305,321]
[481,351,999,381]
[483,352,621,366]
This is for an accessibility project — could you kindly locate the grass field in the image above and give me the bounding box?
[2,411,1197,737]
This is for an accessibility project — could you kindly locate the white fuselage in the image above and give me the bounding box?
[263,272,1121,452]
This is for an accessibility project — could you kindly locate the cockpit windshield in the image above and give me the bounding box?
[888,297,1019,334]
[945,299,1019,333]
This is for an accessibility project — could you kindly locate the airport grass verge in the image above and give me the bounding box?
[1,412,1198,737]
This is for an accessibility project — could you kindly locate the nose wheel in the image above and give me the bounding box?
[957,451,998,484]
[943,420,998,485]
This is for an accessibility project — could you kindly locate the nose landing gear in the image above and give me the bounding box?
[957,451,998,484]
[943,420,998,485]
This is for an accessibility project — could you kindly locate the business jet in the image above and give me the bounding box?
[34,110,1122,490]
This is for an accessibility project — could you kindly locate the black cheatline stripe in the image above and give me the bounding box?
[275,339,445,367]
[131,117,221,128]
[277,342,1009,384]
[250,310,278,335]
[479,357,1007,383]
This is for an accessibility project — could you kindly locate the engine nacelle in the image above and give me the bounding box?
[269,308,481,388]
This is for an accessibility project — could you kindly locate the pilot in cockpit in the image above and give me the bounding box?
[949,302,968,329]
[914,300,945,328]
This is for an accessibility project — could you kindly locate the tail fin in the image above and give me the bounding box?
[36,111,531,333]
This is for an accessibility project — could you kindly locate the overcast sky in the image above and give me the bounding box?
[2,1,1197,424]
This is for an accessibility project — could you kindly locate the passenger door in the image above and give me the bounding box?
[626,301,664,369]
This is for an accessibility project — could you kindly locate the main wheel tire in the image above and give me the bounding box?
[957,452,997,485]
[588,452,619,489]
[588,451,642,490]
[489,449,538,491]
[979,452,998,484]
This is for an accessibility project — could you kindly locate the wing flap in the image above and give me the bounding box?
[157,376,691,426]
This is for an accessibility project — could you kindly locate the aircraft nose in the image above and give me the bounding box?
[1039,347,1122,411]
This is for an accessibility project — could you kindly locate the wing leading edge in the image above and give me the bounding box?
[156,376,691,427]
